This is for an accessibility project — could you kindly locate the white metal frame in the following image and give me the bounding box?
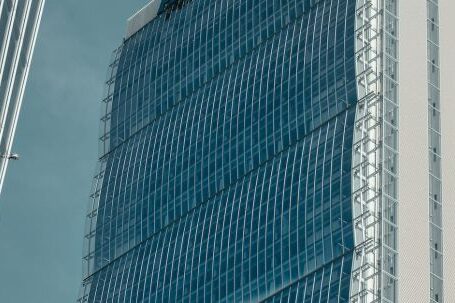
[0,0,45,194]
[350,0,399,302]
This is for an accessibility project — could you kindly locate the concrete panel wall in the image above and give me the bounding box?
[440,0,455,301]
[398,0,430,302]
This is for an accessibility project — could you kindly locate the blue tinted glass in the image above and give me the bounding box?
[86,0,359,302]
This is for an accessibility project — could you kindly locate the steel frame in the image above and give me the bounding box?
[350,0,399,302]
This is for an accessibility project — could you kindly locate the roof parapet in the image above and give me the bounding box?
[126,0,162,39]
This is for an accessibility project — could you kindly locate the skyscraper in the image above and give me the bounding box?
[0,0,45,194]
[78,0,452,302]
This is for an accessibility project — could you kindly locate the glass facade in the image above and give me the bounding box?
[78,0,398,302]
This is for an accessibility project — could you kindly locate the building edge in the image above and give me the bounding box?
[0,0,45,194]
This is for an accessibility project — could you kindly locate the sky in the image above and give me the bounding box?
[0,1,147,302]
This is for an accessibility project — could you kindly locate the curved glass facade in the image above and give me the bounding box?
[79,0,372,302]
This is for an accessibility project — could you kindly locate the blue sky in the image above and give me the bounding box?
[0,1,147,302]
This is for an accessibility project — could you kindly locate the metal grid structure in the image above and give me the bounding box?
[99,47,123,158]
[78,47,124,303]
[350,0,399,301]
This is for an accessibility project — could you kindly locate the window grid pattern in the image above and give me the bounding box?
[90,0,357,271]
[88,115,355,303]
[100,0,354,156]
[80,0,361,302]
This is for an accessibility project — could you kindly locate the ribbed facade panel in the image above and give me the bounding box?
[427,0,443,301]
